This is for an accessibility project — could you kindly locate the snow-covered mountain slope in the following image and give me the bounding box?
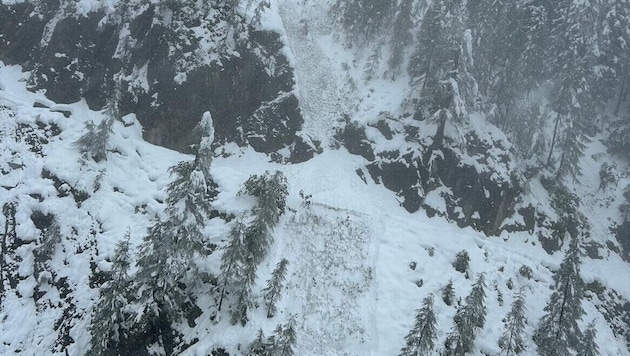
[1,0,630,355]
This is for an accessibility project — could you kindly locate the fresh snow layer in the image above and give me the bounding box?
[2,1,630,354]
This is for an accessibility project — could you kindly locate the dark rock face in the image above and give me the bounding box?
[0,3,306,156]
[342,119,526,236]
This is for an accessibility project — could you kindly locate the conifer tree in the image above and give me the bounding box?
[1,201,17,309]
[130,112,217,350]
[444,274,487,355]
[388,0,414,78]
[241,171,288,266]
[442,279,455,306]
[400,294,438,355]
[262,258,289,318]
[248,329,269,356]
[34,216,62,280]
[533,238,585,356]
[498,291,528,355]
[267,315,298,356]
[218,215,248,312]
[331,0,395,46]
[88,234,133,356]
[579,321,599,356]
[75,83,122,162]
[75,118,114,162]
[452,250,470,274]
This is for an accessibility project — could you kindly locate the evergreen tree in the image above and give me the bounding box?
[400,294,438,355]
[88,234,133,356]
[218,215,248,312]
[545,0,600,178]
[579,321,599,356]
[1,201,17,309]
[75,118,114,162]
[452,250,470,274]
[33,216,62,281]
[607,115,630,158]
[331,0,395,46]
[218,171,288,326]
[130,113,217,350]
[248,329,269,356]
[498,291,528,355]
[533,238,585,356]
[442,279,455,306]
[267,315,298,356]
[388,0,414,78]
[75,84,122,162]
[241,171,288,266]
[444,274,487,355]
[262,258,289,318]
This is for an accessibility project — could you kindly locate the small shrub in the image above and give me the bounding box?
[519,265,533,280]
[453,250,470,274]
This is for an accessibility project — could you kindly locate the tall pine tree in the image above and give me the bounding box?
[444,274,487,355]
[262,258,289,318]
[498,291,528,355]
[400,294,438,355]
[88,234,133,356]
[130,112,217,351]
[533,238,585,356]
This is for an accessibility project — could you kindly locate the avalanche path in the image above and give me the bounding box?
[277,0,354,147]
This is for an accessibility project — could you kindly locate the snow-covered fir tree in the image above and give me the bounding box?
[331,0,395,46]
[130,112,218,350]
[444,274,487,355]
[87,234,133,356]
[387,0,414,78]
[266,315,298,356]
[442,279,455,306]
[498,290,528,355]
[248,329,269,356]
[262,258,289,318]
[400,294,438,356]
[1,201,17,308]
[75,118,114,163]
[579,321,600,356]
[241,170,288,266]
[533,238,586,355]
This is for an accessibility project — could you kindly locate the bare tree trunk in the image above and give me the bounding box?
[546,113,562,167]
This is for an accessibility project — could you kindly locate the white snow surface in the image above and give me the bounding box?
[1,1,630,355]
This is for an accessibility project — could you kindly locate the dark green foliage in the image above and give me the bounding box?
[241,171,288,265]
[248,329,269,356]
[388,0,414,78]
[75,117,114,162]
[266,315,298,356]
[331,0,395,46]
[130,113,217,346]
[444,274,487,355]
[262,258,289,318]
[400,294,438,355]
[218,171,288,325]
[88,235,133,356]
[1,201,18,308]
[442,280,455,306]
[579,321,599,356]
[217,216,253,324]
[498,291,528,355]
[607,116,630,158]
[34,216,62,278]
[533,238,585,355]
[453,250,470,274]
[518,265,533,280]
[598,162,618,191]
